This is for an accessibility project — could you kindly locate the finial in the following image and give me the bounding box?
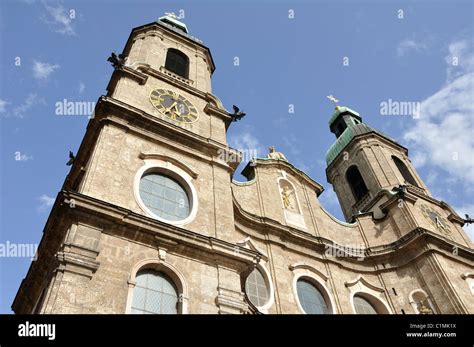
[326,95,339,109]
[165,12,178,19]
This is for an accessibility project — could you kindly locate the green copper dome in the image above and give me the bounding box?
[326,123,374,165]
[325,106,398,166]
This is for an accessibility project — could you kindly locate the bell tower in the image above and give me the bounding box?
[325,105,430,220]
[325,105,471,247]
[12,14,251,315]
[70,13,238,236]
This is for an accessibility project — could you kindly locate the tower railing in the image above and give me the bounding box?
[159,66,194,85]
[352,191,372,214]
[406,183,426,195]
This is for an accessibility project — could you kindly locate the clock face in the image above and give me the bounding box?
[420,204,452,234]
[149,89,199,124]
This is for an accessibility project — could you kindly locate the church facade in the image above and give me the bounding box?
[12,15,474,314]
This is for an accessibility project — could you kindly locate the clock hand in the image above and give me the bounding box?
[164,101,177,114]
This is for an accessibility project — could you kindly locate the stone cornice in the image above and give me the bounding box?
[61,190,263,267]
[364,186,466,227]
[106,66,148,96]
[203,103,233,129]
[232,194,474,267]
[378,190,418,211]
[56,251,100,279]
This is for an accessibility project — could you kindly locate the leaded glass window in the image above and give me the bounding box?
[296,278,329,314]
[353,295,378,314]
[131,270,178,314]
[245,268,268,307]
[139,173,190,221]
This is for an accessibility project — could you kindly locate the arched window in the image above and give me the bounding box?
[346,166,368,201]
[245,268,269,307]
[131,269,178,314]
[392,156,418,187]
[296,278,329,314]
[353,294,378,314]
[165,49,189,78]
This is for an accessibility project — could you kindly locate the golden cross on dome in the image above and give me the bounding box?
[326,95,339,108]
[165,12,178,19]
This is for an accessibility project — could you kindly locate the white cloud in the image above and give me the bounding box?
[397,38,429,57]
[404,39,474,185]
[79,82,85,94]
[227,128,267,173]
[404,73,474,184]
[41,1,76,35]
[38,194,55,211]
[12,93,45,118]
[33,61,60,80]
[228,129,264,158]
[445,40,474,82]
[410,152,427,168]
[0,99,9,113]
[453,204,474,243]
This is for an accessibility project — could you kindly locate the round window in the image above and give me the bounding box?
[139,172,190,221]
[245,268,268,307]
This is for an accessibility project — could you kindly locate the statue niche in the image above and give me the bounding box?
[279,180,300,214]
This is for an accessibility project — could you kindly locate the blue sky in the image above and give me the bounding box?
[0,0,473,313]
